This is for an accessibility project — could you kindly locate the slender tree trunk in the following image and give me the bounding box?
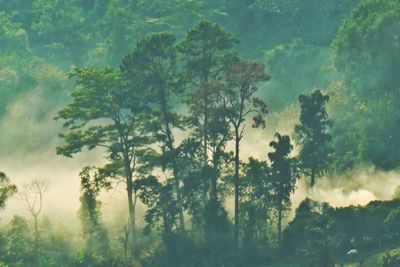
[203,91,209,166]
[124,156,136,252]
[34,215,39,252]
[122,144,137,253]
[127,181,136,250]
[123,225,129,266]
[311,168,315,187]
[323,226,330,266]
[172,166,185,232]
[234,127,240,251]
[211,171,218,202]
[210,151,220,201]
[278,202,282,244]
[160,89,185,232]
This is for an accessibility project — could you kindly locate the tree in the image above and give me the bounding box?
[268,133,297,243]
[179,20,238,166]
[241,158,272,249]
[0,172,17,210]
[282,198,334,266]
[19,179,47,254]
[56,67,153,251]
[136,175,181,266]
[78,166,110,256]
[222,60,269,250]
[121,32,185,231]
[178,20,238,239]
[295,90,332,187]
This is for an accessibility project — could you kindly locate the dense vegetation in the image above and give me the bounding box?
[0,0,399,266]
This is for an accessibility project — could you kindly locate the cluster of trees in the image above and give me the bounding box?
[52,20,333,266]
[283,198,400,266]
[1,0,398,171]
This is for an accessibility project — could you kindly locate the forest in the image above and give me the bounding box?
[0,0,399,266]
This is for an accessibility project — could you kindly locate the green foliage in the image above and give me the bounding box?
[31,0,87,63]
[121,32,181,168]
[334,0,400,92]
[3,215,34,266]
[383,250,400,267]
[121,31,186,231]
[332,0,400,170]
[0,11,28,53]
[0,172,17,210]
[264,39,335,110]
[284,198,400,265]
[179,20,238,82]
[384,208,400,237]
[78,167,110,256]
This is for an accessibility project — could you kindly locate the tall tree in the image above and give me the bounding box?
[179,20,238,166]
[121,32,185,231]
[268,133,297,243]
[222,61,270,250]
[56,67,152,251]
[295,90,332,187]
[178,20,237,236]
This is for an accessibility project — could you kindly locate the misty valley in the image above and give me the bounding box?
[0,1,399,267]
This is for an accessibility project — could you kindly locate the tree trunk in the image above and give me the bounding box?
[123,225,129,266]
[160,89,185,232]
[277,202,282,244]
[34,215,39,252]
[210,152,219,201]
[173,166,185,232]
[203,91,209,166]
[211,171,218,202]
[127,181,136,251]
[234,127,240,251]
[311,168,315,187]
[124,156,136,253]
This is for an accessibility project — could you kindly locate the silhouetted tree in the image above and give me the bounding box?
[222,60,269,250]
[295,90,332,187]
[179,20,237,240]
[121,32,185,231]
[56,67,154,251]
[179,20,237,166]
[268,133,297,243]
